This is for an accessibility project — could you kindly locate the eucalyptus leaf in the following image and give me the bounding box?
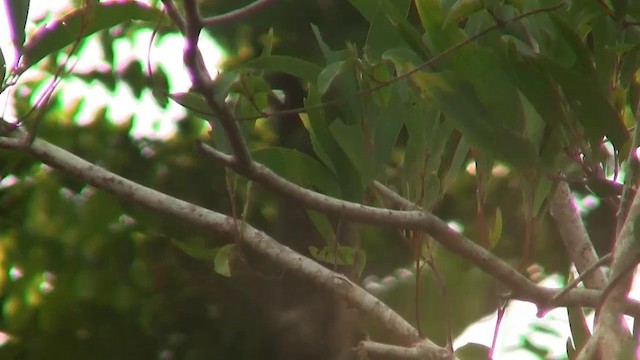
[4,0,29,60]
[20,1,165,72]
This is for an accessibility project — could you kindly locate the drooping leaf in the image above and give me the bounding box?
[168,92,213,116]
[171,239,219,261]
[444,0,483,28]
[214,244,235,277]
[20,1,165,72]
[252,147,340,196]
[535,56,629,150]
[0,47,5,87]
[242,55,322,83]
[306,210,336,246]
[443,136,470,190]
[318,61,347,95]
[308,244,360,266]
[302,86,338,173]
[454,342,491,360]
[4,0,29,61]
[349,0,411,59]
[488,207,503,248]
[413,70,539,168]
[330,120,374,185]
[310,24,347,63]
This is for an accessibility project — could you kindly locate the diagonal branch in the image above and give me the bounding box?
[161,0,253,169]
[549,181,607,289]
[196,143,640,315]
[201,0,274,27]
[0,126,425,348]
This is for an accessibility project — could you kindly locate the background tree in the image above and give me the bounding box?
[2,0,640,359]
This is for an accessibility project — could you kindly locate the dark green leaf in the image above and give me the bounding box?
[306,210,336,245]
[535,57,629,150]
[0,47,5,87]
[330,120,375,184]
[302,86,338,173]
[242,55,322,83]
[351,0,411,59]
[443,136,470,190]
[444,0,483,28]
[20,2,165,72]
[168,92,213,116]
[252,147,340,196]
[318,61,347,95]
[413,70,539,168]
[4,0,29,59]
[488,208,502,248]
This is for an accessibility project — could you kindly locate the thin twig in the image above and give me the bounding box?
[543,253,613,309]
[201,0,273,27]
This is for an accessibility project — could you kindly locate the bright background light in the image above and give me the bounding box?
[0,0,224,139]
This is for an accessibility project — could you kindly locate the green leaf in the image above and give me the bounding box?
[421,173,441,209]
[311,24,347,63]
[488,207,502,248]
[214,244,235,277]
[413,70,539,168]
[330,120,375,185]
[252,147,340,196]
[306,210,336,245]
[444,0,483,28]
[443,136,470,190]
[350,0,411,59]
[242,55,323,83]
[548,14,596,75]
[171,239,219,261]
[308,245,359,266]
[318,61,347,95]
[168,92,212,116]
[454,342,491,360]
[389,16,431,60]
[20,1,165,72]
[4,0,29,59]
[302,86,338,173]
[0,47,5,87]
[535,57,629,150]
[260,28,275,57]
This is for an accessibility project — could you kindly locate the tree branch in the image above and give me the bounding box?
[549,181,607,289]
[195,143,640,315]
[201,0,274,27]
[0,126,426,347]
[578,188,640,359]
[162,0,253,169]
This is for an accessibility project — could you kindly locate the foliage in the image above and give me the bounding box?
[1,0,640,359]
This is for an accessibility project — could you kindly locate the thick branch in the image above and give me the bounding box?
[578,188,640,359]
[196,144,640,314]
[549,181,607,289]
[0,129,424,346]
